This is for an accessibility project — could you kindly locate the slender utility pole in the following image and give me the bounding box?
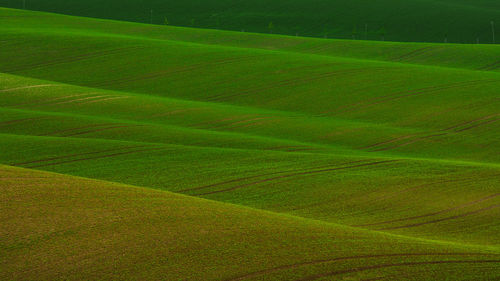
[150,9,153,24]
[365,23,368,40]
[492,21,496,44]
[23,0,26,9]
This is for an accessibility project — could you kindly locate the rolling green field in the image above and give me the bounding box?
[0,6,499,280]
[1,0,500,42]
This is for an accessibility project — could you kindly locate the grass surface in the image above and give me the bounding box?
[1,0,500,43]
[0,7,499,280]
[2,166,500,281]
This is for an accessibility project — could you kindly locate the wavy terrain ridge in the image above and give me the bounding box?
[0,7,499,280]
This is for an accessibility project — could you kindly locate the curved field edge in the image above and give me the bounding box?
[1,165,499,281]
[0,0,499,43]
[1,7,500,72]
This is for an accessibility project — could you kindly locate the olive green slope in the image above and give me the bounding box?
[1,165,499,281]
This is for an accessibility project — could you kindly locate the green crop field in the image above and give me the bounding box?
[0,5,499,280]
[1,0,500,42]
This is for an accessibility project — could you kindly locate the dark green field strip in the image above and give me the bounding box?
[0,0,499,44]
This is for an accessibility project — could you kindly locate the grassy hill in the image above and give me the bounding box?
[2,166,499,280]
[1,0,500,43]
[0,7,499,280]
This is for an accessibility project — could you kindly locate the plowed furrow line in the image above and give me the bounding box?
[224,253,493,281]
[152,108,202,118]
[207,68,386,101]
[237,120,276,129]
[442,114,500,131]
[49,95,110,105]
[212,117,273,129]
[297,260,500,281]
[0,84,57,93]
[5,46,144,72]
[360,134,417,150]
[0,117,50,127]
[391,46,437,61]
[92,56,255,87]
[371,133,447,152]
[378,203,500,230]
[366,173,500,204]
[354,193,500,227]
[12,145,147,166]
[38,124,114,136]
[365,113,499,151]
[179,159,371,193]
[478,60,500,71]
[7,93,90,107]
[77,96,128,105]
[195,160,398,196]
[61,125,143,137]
[336,79,498,114]
[191,115,254,128]
[343,79,499,113]
[455,117,499,132]
[25,147,167,169]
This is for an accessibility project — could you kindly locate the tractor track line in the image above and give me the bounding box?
[0,117,51,127]
[366,173,500,204]
[7,93,90,107]
[4,46,145,72]
[224,253,495,281]
[354,193,500,227]
[336,79,498,114]
[191,115,254,128]
[25,147,168,169]
[478,60,500,71]
[360,134,417,150]
[365,113,499,151]
[12,145,147,166]
[38,124,116,136]
[296,259,500,281]
[194,160,398,196]
[49,95,111,105]
[370,133,448,152]
[61,125,144,137]
[77,96,129,105]
[378,203,500,230]
[179,159,371,193]
[206,67,386,101]
[0,84,57,93]
[442,114,500,131]
[391,46,439,61]
[92,56,256,87]
[342,79,499,113]
[454,117,499,132]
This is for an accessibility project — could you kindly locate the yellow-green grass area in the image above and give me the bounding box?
[1,165,500,281]
[0,7,499,279]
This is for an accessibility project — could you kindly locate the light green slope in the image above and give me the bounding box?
[1,165,499,281]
